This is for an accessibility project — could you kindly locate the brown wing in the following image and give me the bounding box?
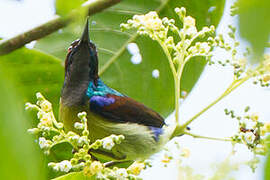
[89,94,165,128]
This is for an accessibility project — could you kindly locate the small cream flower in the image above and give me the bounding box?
[262,74,270,82]
[36,92,43,100]
[233,58,247,69]
[39,137,50,149]
[200,42,211,53]
[59,160,72,172]
[186,26,197,36]
[244,132,256,144]
[40,100,52,112]
[264,122,270,132]
[84,161,103,176]
[181,148,190,158]
[132,11,164,32]
[27,128,39,134]
[25,102,36,110]
[52,163,60,171]
[39,113,53,127]
[74,122,84,130]
[263,55,270,71]
[115,168,128,180]
[128,161,145,175]
[184,16,195,27]
[250,113,259,122]
[102,137,115,150]
[78,111,87,119]
[161,154,172,163]
[260,128,266,136]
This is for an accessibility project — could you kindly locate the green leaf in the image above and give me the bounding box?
[0,48,64,118]
[56,0,86,16]
[49,142,74,161]
[53,172,94,180]
[0,70,46,180]
[265,153,270,180]
[264,135,270,180]
[238,0,270,59]
[36,0,225,117]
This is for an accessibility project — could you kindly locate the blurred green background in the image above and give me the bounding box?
[0,0,269,179]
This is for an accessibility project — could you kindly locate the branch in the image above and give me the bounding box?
[0,0,121,55]
[180,75,251,130]
[170,75,252,139]
[184,131,232,142]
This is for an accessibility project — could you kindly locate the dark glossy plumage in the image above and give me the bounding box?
[90,94,165,128]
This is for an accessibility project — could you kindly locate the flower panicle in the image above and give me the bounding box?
[225,106,270,170]
[121,7,216,68]
[25,93,147,179]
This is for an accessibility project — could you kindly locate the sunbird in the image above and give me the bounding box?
[59,20,174,161]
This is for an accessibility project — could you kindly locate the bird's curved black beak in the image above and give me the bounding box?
[80,18,90,44]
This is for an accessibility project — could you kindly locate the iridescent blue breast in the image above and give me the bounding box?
[86,79,124,98]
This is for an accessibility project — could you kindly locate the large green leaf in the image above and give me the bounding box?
[264,135,270,180]
[36,0,225,117]
[265,154,270,180]
[0,48,64,117]
[53,172,94,180]
[238,0,270,59]
[0,70,46,180]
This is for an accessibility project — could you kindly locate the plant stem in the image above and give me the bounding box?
[158,41,177,78]
[184,131,232,142]
[181,75,251,129]
[0,0,121,55]
[174,77,180,125]
[158,40,181,125]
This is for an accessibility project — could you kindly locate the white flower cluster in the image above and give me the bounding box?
[92,164,144,180]
[252,54,270,87]
[121,11,166,40]
[49,160,72,173]
[26,92,63,136]
[226,107,270,157]
[26,93,136,179]
[121,7,216,71]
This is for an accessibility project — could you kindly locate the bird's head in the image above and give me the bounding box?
[64,19,99,85]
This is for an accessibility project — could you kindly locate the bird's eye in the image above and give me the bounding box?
[67,39,80,53]
[67,46,73,53]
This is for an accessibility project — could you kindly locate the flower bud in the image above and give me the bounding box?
[36,92,43,100]
[264,122,270,132]
[78,111,87,119]
[250,113,259,122]
[27,128,40,135]
[74,122,84,130]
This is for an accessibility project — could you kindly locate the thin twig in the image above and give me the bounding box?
[180,75,251,129]
[184,131,232,142]
[0,0,121,55]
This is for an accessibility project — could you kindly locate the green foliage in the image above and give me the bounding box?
[35,0,225,116]
[265,153,270,180]
[0,48,64,117]
[56,0,86,16]
[238,0,270,60]
[49,142,74,161]
[0,70,46,180]
[53,172,94,180]
[264,135,270,180]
